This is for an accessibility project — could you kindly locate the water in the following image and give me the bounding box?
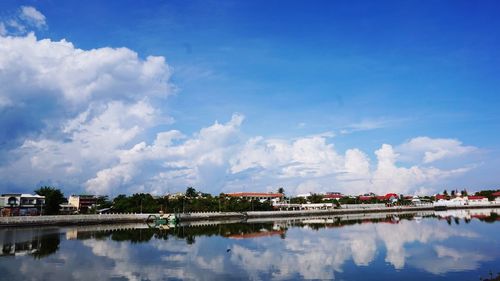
[1,208,500,281]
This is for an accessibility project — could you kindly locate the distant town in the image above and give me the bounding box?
[1,186,500,217]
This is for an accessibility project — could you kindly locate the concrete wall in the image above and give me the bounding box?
[0,213,151,226]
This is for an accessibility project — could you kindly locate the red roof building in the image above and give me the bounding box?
[384,193,399,200]
[323,194,343,200]
[435,194,448,200]
[491,191,500,197]
[467,195,487,200]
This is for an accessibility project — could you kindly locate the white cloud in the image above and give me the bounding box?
[397,136,477,163]
[0,6,47,35]
[0,33,172,107]
[20,6,47,28]
[84,114,244,195]
[0,32,173,194]
[228,136,475,196]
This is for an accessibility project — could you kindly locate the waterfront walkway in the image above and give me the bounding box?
[1,202,499,226]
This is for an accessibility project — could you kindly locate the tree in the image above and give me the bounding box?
[443,189,448,196]
[185,187,197,198]
[277,187,285,194]
[451,190,456,197]
[308,193,324,203]
[290,197,307,204]
[35,186,65,215]
[96,195,112,209]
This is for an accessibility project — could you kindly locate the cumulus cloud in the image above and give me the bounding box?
[228,136,475,196]
[0,33,173,157]
[84,113,244,195]
[397,136,477,164]
[0,31,173,193]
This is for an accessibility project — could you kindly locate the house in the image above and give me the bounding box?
[59,203,78,215]
[359,196,374,202]
[68,195,97,213]
[0,193,45,216]
[384,193,399,203]
[226,192,284,203]
[466,195,488,205]
[322,193,343,200]
[493,191,500,203]
[435,194,448,200]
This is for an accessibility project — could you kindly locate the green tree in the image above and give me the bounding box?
[277,187,285,194]
[35,186,65,215]
[96,195,112,209]
[443,189,448,196]
[185,187,197,198]
[290,197,307,204]
[308,194,324,203]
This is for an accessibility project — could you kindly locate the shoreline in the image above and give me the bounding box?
[0,204,499,227]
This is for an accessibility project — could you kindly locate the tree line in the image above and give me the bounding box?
[34,186,274,215]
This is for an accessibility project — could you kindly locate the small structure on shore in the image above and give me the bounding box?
[146,211,179,227]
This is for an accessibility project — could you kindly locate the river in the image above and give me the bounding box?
[1,208,499,280]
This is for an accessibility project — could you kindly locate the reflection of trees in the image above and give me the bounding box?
[111,229,156,243]
[477,213,499,223]
[31,233,61,259]
[291,214,418,231]
[71,223,279,245]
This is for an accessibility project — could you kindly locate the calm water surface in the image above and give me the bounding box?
[1,208,500,281]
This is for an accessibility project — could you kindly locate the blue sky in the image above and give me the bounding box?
[0,1,499,196]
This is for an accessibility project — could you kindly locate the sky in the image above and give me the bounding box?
[0,0,499,196]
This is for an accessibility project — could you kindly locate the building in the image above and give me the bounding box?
[493,192,500,203]
[59,203,78,215]
[435,194,448,200]
[0,193,45,216]
[68,195,97,213]
[323,192,343,200]
[226,192,284,202]
[466,195,488,204]
[384,193,399,203]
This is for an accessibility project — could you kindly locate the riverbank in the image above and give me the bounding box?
[1,203,499,226]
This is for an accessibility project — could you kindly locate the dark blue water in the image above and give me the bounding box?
[1,208,499,280]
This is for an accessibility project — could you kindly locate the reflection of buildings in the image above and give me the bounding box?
[0,193,45,216]
[435,208,500,222]
[0,228,60,257]
[225,230,285,239]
